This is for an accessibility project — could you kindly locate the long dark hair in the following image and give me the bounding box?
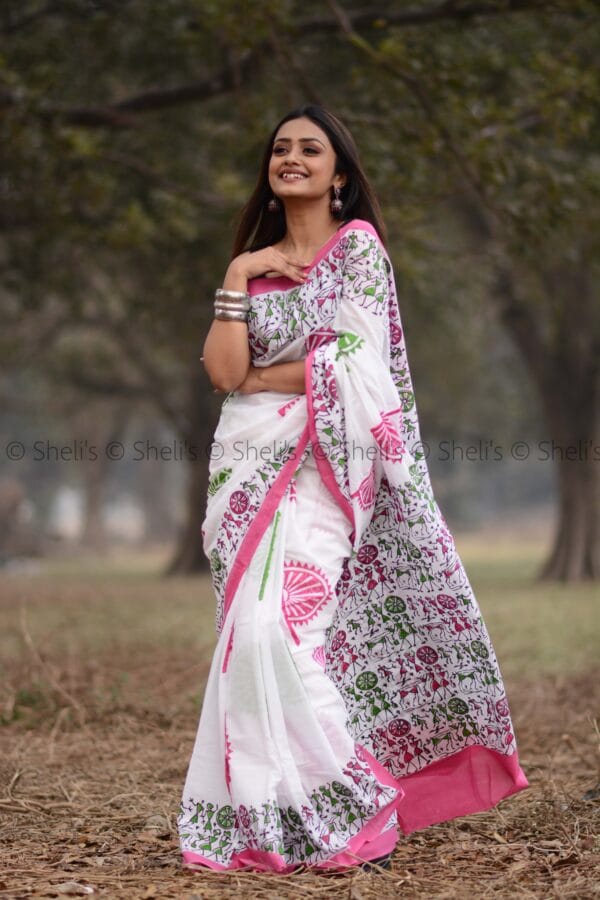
[230,105,387,259]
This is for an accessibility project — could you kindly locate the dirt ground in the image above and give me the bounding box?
[0,553,598,899]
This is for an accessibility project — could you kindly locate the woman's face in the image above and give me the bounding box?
[268,116,346,205]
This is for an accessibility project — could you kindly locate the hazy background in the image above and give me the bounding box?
[0,3,598,898]
[1,0,597,583]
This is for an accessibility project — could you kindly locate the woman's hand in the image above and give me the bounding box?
[229,246,310,284]
[235,365,264,395]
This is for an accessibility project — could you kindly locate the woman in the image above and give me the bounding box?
[178,104,529,873]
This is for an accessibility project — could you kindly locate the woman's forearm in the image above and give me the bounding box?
[202,266,251,392]
[254,360,306,394]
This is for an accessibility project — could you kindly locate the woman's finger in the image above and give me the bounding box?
[286,257,311,267]
[287,267,308,283]
[273,248,310,268]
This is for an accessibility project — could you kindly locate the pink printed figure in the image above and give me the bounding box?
[312,645,327,668]
[305,327,336,351]
[370,407,406,462]
[278,395,303,417]
[282,561,332,643]
[351,466,376,510]
[224,721,232,790]
[390,321,402,345]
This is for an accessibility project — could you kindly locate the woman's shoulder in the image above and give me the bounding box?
[340,218,388,262]
[339,218,385,250]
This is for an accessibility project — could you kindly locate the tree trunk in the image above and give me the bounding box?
[165,364,215,575]
[79,404,131,552]
[491,261,599,582]
[80,463,108,552]
[137,424,180,543]
[538,446,599,581]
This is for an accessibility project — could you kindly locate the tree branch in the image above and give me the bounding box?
[301,0,548,31]
[96,151,228,208]
[77,311,190,436]
[1,0,64,35]
[327,0,502,225]
[1,1,551,128]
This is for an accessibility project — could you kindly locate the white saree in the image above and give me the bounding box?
[178,218,529,872]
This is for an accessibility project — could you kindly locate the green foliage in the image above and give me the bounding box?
[0,0,597,438]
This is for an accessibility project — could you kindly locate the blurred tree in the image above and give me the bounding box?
[0,0,597,579]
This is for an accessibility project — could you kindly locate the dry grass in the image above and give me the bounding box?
[0,538,598,899]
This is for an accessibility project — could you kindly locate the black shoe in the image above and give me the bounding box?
[359,852,392,872]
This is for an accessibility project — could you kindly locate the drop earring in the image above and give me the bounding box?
[267,195,281,212]
[330,184,343,215]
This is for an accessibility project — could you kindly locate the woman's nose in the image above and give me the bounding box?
[283,147,301,164]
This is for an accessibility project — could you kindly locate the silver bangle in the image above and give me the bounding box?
[214,308,249,318]
[214,299,250,312]
[215,288,250,302]
[214,309,248,322]
[214,301,250,313]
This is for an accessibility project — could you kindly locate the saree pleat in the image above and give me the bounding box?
[179,449,402,870]
[178,218,528,872]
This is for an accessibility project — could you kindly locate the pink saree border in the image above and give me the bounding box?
[182,743,528,874]
[221,423,311,624]
[304,347,355,529]
[247,218,380,297]
[182,745,404,874]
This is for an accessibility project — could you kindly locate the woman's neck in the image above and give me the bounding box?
[279,204,343,257]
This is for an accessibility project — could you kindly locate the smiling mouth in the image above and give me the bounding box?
[279,172,308,181]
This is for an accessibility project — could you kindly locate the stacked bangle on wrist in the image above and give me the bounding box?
[214,288,250,322]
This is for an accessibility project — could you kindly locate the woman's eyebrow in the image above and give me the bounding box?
[273,137,326,147]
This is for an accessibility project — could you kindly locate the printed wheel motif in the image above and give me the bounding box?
[447,697,469,716]
[216,805,235,829]
[325,368,338,401]
[331,629,346,651]
[416,645,439,664]
[384,595,406,614]
[399,390,414,412]
[210,549,223,574]
[390,321,402,345]
[437,593,458,610]
[495,697,510,718]
[388,718,411,737]
[282,561,332,627]
[357,544,378,564]
[237,804,252,829]
[470,639,489,659]
[229,490,249,514]
[332,780,353,797]
[356,671,378,691]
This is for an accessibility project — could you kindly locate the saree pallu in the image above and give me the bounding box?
[178,218,529,872]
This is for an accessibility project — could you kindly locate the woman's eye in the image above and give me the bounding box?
[272,147,319,154]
